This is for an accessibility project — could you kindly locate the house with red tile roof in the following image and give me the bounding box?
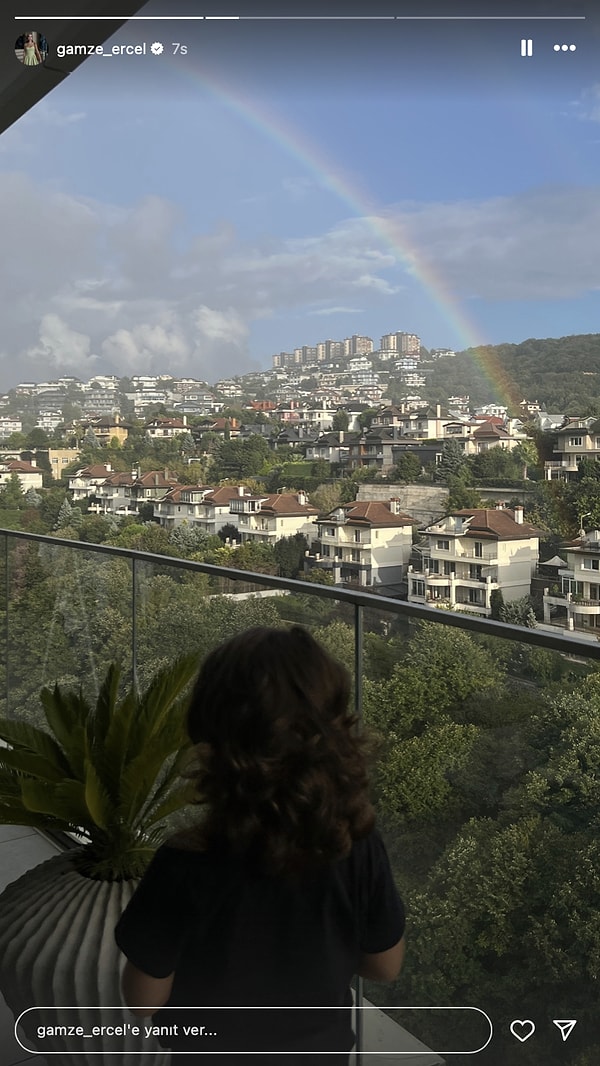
[68,463,114,501]
[154,484,254,534]
[408,504,540,615]
[306,499,415,588]
[230,491,320,544]
[0,459,43,492]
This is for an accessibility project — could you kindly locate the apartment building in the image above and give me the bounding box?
[407,505,539,616]
[230,491,319,544]
[543,529,600,633]
[306,499,415,588]
[544,417,600,481]
[154,485,254,534]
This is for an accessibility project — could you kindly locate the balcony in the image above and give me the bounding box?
[1,529,599,1065]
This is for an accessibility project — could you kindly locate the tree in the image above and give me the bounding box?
[0,474,25,511]
[273,533,309,578]
[499,596,537,628]
[83,427,100,451]
[217,523,240,544]
[437,440,468,483]
[446,475,482,511]
[391,453,422,482]
[332,409,349,432]
[310,482,345,515]
[54,498,74,530]
[209,436,270,481]
[470,447,521,481]
[489,588,504,620]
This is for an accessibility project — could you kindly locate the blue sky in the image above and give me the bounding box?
[1,2,599,388]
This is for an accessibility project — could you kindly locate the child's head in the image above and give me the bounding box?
[185,625,375,872]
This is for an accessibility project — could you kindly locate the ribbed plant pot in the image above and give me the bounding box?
[0,849,170,1065]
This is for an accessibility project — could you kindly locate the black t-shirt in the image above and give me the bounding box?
[115,827,405,1057]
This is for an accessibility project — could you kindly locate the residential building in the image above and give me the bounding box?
[48,448,80,479]
[544,417,600,481]
[0,459,43,492]
[79,416,129,446]
[230,491,319,544]
[543,529,600,633]
[145,416,188,439]
[69,463,114,502]
[154,484,254,535]
[407,505,540,616]
[0,418,22,438]
[306,499,415,588]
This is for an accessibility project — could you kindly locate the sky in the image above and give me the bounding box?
[1,0,600,390]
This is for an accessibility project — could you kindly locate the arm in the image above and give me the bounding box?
[121,959,175,1018]
[357,934,405,982]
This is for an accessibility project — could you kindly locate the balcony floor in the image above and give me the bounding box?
[0,825,61,1066]
[0,828,442,1066]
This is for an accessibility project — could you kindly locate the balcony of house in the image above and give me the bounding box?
[1,529,600,1065]
[544,459,579,480]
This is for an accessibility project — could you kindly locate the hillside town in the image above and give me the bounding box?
[1,328,600,639]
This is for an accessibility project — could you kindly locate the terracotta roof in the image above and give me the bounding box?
[74,464,113,478]
[449,508,539,539]
[323,501,415,527]
[257,493,319,517]
[132,471,178,488]
[102,472,135,486]
[206,486,253,505]
[471,423,510,438]
[2,460,40,473]
[158,485,209,503]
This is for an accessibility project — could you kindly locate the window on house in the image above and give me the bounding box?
[437,538,450,550]
[412,579,425,596]
[443,561,455,576]
[468,589,483,605]
[470,564,483,580]
[474,542,483,558]
[569,437,583,447]
[583,558,600,570]
[354,529,361,542]
[351,549,361,562]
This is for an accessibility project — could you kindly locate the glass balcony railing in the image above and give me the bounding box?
[1,528,599,1065]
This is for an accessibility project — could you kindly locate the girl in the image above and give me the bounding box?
[22,33,42,66]
[115,626,405,1064]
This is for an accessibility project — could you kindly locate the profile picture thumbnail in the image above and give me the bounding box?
[15,31,48,67]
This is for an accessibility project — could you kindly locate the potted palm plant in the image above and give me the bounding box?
[0,654,200,1065]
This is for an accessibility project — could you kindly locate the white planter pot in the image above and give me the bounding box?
[0,850,170,1065]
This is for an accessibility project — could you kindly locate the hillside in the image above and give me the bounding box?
[417,333,600,414]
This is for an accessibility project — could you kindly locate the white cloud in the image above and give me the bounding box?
[308,306,364,316]
[572,84,600,123]
[1,171,599,386]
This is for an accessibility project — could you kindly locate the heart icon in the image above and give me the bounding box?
[510,1019,536,1042]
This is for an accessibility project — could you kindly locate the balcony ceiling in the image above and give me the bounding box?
[1,1,147,137]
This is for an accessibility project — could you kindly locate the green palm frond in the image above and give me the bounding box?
[0,719,70,773]
[0,748,67,783]
[39,685,88,778]
[2,653,201,879]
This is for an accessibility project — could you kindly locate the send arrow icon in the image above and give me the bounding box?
[553,1020,577,1042]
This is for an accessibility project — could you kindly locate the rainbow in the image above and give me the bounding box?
[172,61,522,410]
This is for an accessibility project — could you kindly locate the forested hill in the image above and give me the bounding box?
[420,333,600,414]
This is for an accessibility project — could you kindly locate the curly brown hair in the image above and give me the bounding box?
[180,625,375,875]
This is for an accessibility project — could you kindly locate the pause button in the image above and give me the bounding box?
[520,39,533,57]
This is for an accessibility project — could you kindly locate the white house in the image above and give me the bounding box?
[0,459,43,492]
[230,491,320,544]
[543,529,600,633]
[306,499,415,588]
[408,504,540,616]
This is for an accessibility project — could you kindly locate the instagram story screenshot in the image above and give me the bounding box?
[0,1,599,1065]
